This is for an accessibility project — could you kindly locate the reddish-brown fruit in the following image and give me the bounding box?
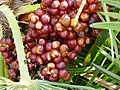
[59,10,67,16]
[59,0,68,10]
[50,31,57,37]
[68,39,77,48]
[48,8,60,15]
[88,4,98,13]
[47,62,55,70]
[5,57,13,64]
[56,62,66,69]
[27,41,35,48]
[29,14,39,23]
[29,54,37,63]
[26,51,32,59]
[52,41,60,50]
[28,63,33,71]
[38,39,47,46]
[77,37,85,47]
[8,69,17,80]
[32,30,38,38]
[36,45,45,54]
[5,38,13,46]
[11,60,19,70]
[0,46,7,52]
[50,17,58,26]
[35,8,46,17]
[67,0,73,9]
[50,68,59,78]
[49,75,59,82]
[69,10,76,18]
[59,30,69,39]
[31,46,37,54]
[60,44,69,52]
[68,51,78,61]
[59,69,68,78]
[87,0,98,4]
[68,31,76,39]
[63,57,69,64]
[59,14,70,26]
[40,14,50,24]
[73,23,84,32]
[46,52,52,61]
[85,37,92,44]
[74,45,82,52]
[36,56,44,65]
[51,0,60,8]
[0,38,6,45]
[74,0,82,8]
[80,12,90,22]
[81,22,88,31]
[46,42,52,51]
[50,49,60,58]
[25,34,33,43]
[54,22,65,32]
[53,56,62,63]
[40,25,50,34]
[35,21,43,30]
[42,0,53,7]
[29,22,35,29]
[41,53,47,61]
[2,51,10,59]
[63,72,70,80]
[42,68,49,76]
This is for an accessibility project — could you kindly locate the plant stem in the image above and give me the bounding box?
[0,5,31,81]
[74,0,86,23]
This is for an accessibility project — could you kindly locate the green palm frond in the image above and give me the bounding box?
[0,76,96,90]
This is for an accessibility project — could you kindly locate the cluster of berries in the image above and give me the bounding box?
[0,0,110,81]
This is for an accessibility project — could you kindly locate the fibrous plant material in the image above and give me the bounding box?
[0,0,111,82]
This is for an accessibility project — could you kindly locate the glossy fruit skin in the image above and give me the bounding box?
[36,56,44,65]
[88,4,98,13]
[68,39,77,48]
[0,46,7,52]
[8,69,17,80]
[40,14,50,24]
[80,12,90,22]
[35,8,46,17]
[53,56,62,63]
[50,68,59,78]
[0,0,109,82]
[47,62,55,70]
[59,0,68,10]
[59,69,70,80]
[74,0,82,8]
[49,75,59,82]
[59,30,69,39]
[36,45,45,54]
[59,14,70,27]
[42,0,53,7]
[56,62,66,69]
[46,42,52,51]
[68,51,78,61]
[49,8,60,15]
[52,41,60,50]
[51,0,60,8]
[50,17,58,26]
